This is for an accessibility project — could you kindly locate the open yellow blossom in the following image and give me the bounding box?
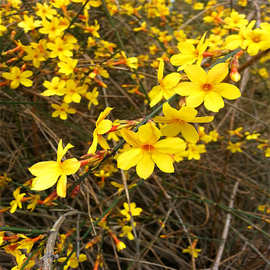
[176,63,241,112]
[154,103,213,143]
[120,202,142,221]
[182,245,201,258]
[88,107,113,154]
[2,67,33,89]
[29,140,80,198]
[117,122,186,179]
[10,188,25,214]
[149,59,182,107]
[170,33,208,69]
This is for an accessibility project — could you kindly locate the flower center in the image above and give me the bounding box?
[141,144,154,152]
[202,83,213,91]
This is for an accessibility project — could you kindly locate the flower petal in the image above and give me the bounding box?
[215,83,241,100]
[117,148,143,170]
[121,128,140,147]
[157,59,164,81]
[138,122,161,144]
[57,140,74,162]
[96,119,112,134]
[136,153,155,179]
[162,72,182,89]
[57,175,67,198]
[152,152,174,173]
[181,122,199,143]
[149,85,163,107]
[161,123,182,137]
[170,54,195,67]
[186,92,205,108]
[208,63,228,84]
[61,158,80,175]
[204,92,224,112]
[154,137,186,154]
[175,82,202,96]
[184,65,207,83]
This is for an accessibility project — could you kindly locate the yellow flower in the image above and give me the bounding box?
[51,103,76,120]
[149,59,182,107]
[2,67,33,89]
[29,139,80,198]
[18,15,41,33]
[227,141,243,153]
[120,202,142,221]
[176,63,241,112]
[182,142,206,160]
[10,187,25,214]
[117,122,186,179]
[88,107,113,154]
[47,37,73,60]
[182,245,201,258]
[58,247,87,270]
[170,33,208,69]
[58,57,78,75]
[42,77,66,96]
[120,225,135,240]
[154,103,213,143]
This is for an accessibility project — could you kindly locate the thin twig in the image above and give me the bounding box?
[42,210,79,270]
[211,181,239,270]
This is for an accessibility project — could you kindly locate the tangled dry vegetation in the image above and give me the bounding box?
[1,0,270,269]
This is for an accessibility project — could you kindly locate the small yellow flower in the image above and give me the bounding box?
[182,245,201,258]
[227,141,243,153]
[154,103,213,143]
[29,139,80,198]
[149,59,182,107]
[51,103,76,120]
[10,188,25,214]
[2,67,33,89]
[120,202,142,221]
[176,63,241,112]
[117,122,186,179]
[88,107,113,154]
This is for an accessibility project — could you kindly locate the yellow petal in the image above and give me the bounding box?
[186,92,205,108]
[162,103,180,119]
[175,82,201,96]
[61,158,80,175]
[152,152,174,173]
[215,83,241,100]
[208,63,228,84]
[162,72,181,89]
[181,122,199,143]
[57,140,74,162]
[157,59,164,81]
[31,169,59,191]
[57,175,67,198]
[138,122,161,144]
[170,54,195,67]
[192,115,214,123]
[21,78,33,87]
[161,123,182,137]
[29,161,59,176]
[184,65,207,83]
[98,135,110,149]
[96,119,112,134]
[149,85,163,107]
[178,106,198,121]
[121,128,140,147]
[154,137,186,154]
[117,148,143,170]
[204,92,224,112]
[96,107,113,126]
[88,132,98,154]
[136,153,154,179]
